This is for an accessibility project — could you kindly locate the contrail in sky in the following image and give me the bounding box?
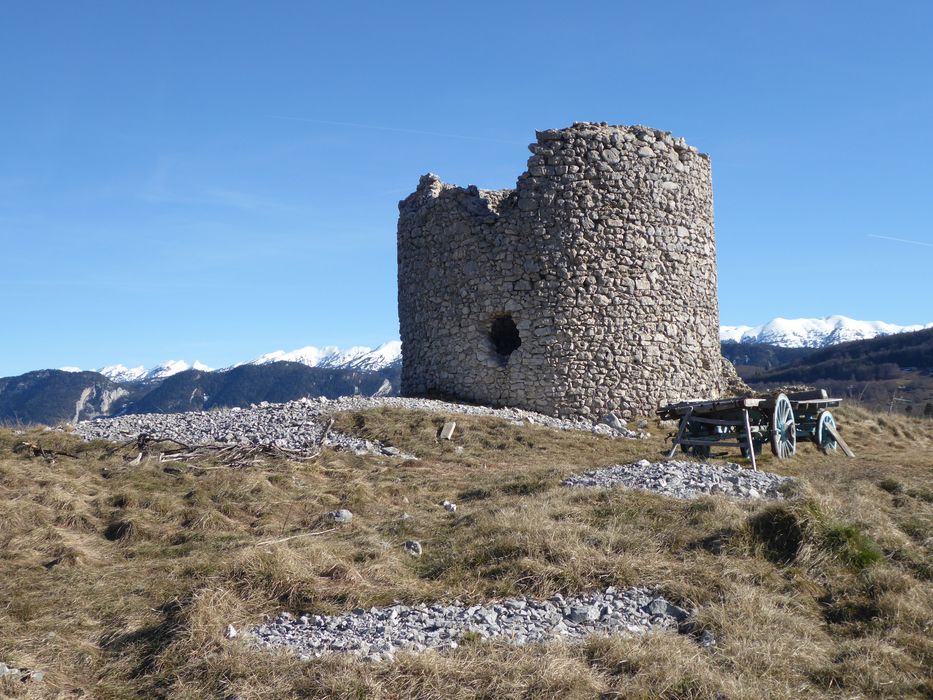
[270,115,526,145]
[867,234,933,249]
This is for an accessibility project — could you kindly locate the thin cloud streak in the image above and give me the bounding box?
[867,234,933,249]
[270,115,526,146]
[139,156,307,215]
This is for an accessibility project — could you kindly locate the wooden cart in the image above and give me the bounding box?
[657,389,854,470]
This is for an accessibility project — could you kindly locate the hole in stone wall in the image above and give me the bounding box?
[490,314,522,357]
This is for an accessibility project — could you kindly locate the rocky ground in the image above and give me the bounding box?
[0,661,43,684]
[563,459,794,499]
[73,395,644,456]
[73,399,790,669]
[4,404,930,698]
[251,587,705,662]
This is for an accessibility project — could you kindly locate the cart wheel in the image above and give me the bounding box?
[741,442,763,458]
[816,410,838,453]
[770,393,797,459]
[684,422,713,460]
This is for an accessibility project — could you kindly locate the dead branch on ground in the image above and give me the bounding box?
[156,440,321,469]
[13,441,79,462]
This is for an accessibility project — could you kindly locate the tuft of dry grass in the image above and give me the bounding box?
[0,404,930,697]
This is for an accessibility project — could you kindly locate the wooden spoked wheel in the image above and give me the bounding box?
[816,410,838,453]
[770,393,797,459]
[684,421,714,460]
[741,442,762,458]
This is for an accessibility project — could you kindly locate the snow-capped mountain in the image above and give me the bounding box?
[250,345,372,369]
[61,342,403,384]
[98,364,148,382]
[56,317,927,381]
[342,341,403,371]
[97,360,213,383]
[246,341,402,372]
[145,360,213,380]
[720,316,933,348]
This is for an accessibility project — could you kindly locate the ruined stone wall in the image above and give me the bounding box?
[397,122,723,419]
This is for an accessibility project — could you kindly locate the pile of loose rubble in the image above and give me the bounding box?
[326,396,646,439]
[74,396,643,456]
[563,459,793,500]
[0,662,43,684]
[251,587,701,662]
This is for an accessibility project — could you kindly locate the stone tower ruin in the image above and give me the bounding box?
[397,122,723,419]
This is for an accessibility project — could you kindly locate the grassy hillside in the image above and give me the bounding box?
[752,328,933,383]
[1,406,931,698]
[738,329,933,414]
[720,341,815,374]
[0,370,134,426]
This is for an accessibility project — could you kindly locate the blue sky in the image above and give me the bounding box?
[1,1,931,376]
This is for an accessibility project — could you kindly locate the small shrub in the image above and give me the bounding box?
[685,499,716,515]
[104,519,136,542]
[459,630,484,646]
[458,487,493,501]
[878,478,904,495]
[109,493,133,508]
[821,524,882,570]
[818,591,880,624]
[907,486,933,503]
[747,504,806,564]
[899,517,931,542]
[501,475,551,496]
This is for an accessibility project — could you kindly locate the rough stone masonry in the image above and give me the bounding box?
[398,122,726,419]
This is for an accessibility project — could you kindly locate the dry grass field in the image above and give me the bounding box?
[0,404,931,699]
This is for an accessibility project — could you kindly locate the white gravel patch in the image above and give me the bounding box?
[563,459,794,500]
[73,396,643,457]
[251,587,701,662]
[322,396,645,438]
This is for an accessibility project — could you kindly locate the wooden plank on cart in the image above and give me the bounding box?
[824,422,856,458]
[679,439,748,447]
[658,396,764,419]
[786,389,828,401]
[680,415,746,427]
[791,398,842,407]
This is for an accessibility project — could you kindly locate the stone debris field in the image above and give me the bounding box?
[74,395,644,456]
[0,661,43,684]
[251,587,704,662]
[563,459,794,500]
[74,397,795,664]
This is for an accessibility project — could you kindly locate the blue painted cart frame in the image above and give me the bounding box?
[658,390,853,470]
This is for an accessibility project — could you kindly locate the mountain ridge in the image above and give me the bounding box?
[5,325,931,424]
[64,341,403,383]
[1,361,401,425]
[721,315,932,348]
[741,327,933,412]
[52,318,929,382]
